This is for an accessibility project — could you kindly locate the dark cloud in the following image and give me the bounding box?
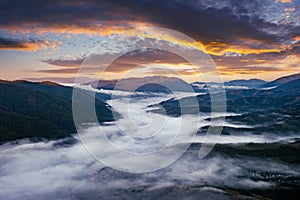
[40,43,300,76]
[41,57,84,67]
[42,49,188,67]
[0,36,48,50]
[0,37,26,48]
[213,42,300,67]
[118,0,279,44]
[40,49,191,74]
[2,0,298,76]
[0,0,298,49]
[37,68,80,74]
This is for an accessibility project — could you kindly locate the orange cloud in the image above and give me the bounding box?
[294,36,300,41]
[122,30,284,57]
[0,38,59,51]
[276,0,292,3]
[0,19,286,56]
[0,21,152,37]
[217,65,287,75]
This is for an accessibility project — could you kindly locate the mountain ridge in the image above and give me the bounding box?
[263,73,300,88]
[86,76,193,93]
[0,81,116,142]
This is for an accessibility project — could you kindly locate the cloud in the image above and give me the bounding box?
[276,0,292,3]
[42,49,189,67]
[39,42,300,77]
[37,68,80,74]
[41,57,84,67]
[1,0,298,78]
[0,90,299,199]
[218,65,286,75]
[212,42,300,75]
[0,36,58,51]
[0,0,298,54]
[39,49,194,75]
[0,0,150,36]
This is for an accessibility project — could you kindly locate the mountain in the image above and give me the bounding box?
[225,79,266,88]
[191,73,300,90]
[263,73,300,87]
[135,83,172,93]
[191,79,266,91]
[8,80,112,103]
[152,85,300,115]
[11,80,73,99]
[273,78,300,95]
[0,80,116,142]
[86,76,193,93]
[190,82,220,93]
[24,76,95,84]
[150,75,300,133]
[87,80,118,90]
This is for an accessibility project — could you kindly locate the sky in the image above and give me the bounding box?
[0,0,299,82]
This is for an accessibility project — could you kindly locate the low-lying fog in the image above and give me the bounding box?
[0,89,299,200]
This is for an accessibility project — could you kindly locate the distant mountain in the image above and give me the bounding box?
[135,83,172,93]
[0,80,116,142]
[152,84,300,114]
[191,79,266,90]
[273,78,300,94]
[24,77,95,84]
[225,79,266,88]
[86,76,193,93]
[190,82,217,93]
[87,80,117,90]
[190,82,206,87]
[263,73,300,87]
[151,75,300,133]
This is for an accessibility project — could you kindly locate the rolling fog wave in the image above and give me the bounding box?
[0,91,299,199]
[1,137,299,200]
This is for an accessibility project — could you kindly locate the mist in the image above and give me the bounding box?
[0,89,299,199]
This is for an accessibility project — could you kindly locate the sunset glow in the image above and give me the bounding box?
[0,0,299,82]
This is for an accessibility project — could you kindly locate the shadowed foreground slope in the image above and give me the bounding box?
[0,81,116,142]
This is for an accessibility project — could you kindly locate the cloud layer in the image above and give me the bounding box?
[0,0,299,53]
[1,90,300,199]
[0,0,299,79]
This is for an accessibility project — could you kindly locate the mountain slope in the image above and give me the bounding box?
[12,80,113,102]
[225,79,266,88]
[87,76,193,93]
[151,77,300,133]
[11,80,73,99]
[263,73,300,87]
[0,81,115,142]
[273,78,300,94]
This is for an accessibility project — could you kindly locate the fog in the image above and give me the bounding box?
[1,137,299,200]
[0,90,299,199]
